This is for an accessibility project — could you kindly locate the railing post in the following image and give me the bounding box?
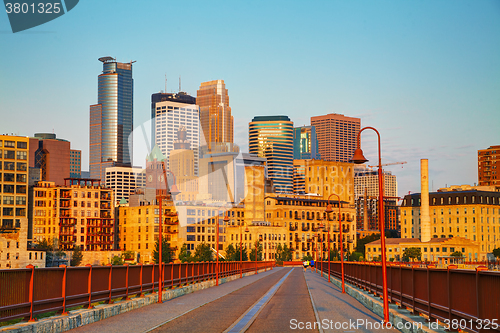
[399,264,403,308]
[26,264,36,322]
[427,265,431,321]
[124,263,130,300]
[447,266,452,323]
[107,263,113,304]
[412,265,416,314]
[60,265,68,315]
[139,263,143,297]
[171,263,174,288]
[86,264,93,309]
[151,264,156,294]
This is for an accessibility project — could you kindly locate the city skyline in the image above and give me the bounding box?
[1,0,499,195]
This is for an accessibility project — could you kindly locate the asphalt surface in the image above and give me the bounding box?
[151,268,291,333]
[305,269,398,332]
[246,267,317,333]
[69,268,284,333]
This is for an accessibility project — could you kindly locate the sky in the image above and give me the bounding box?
[0,0,499,195]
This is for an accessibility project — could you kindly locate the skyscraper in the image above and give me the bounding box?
[152,92,199,175]
[197,80,233,148]
[311,113,360,162]
[293,126,320,160]
[249,116,294,193]
[90,56,134,181]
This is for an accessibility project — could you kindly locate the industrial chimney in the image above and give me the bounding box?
[420,159,431,243]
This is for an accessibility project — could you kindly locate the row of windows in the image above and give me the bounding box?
[0,141,27,149]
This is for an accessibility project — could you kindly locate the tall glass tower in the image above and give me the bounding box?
[249,115,294,193]
[90,57,134,181]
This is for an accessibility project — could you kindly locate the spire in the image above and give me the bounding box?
[147,144,166,162]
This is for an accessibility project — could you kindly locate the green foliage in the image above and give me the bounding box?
[402,247,421,261]
[35,238,66,267]
[356,234,381,255]
[301,254,313,261]
[122,250,135,260]
[493,247,500,259]
[224,243,248,262]
[450,251,464,257]
[152,238,174,263]
[111,255,124,265]
[191,243,213,262]
[178,244,193,263]
[275,244,293,262]
[70,245,83,266]
[249,241,263,261]
[349,251,363,261]
[328,248,339,261]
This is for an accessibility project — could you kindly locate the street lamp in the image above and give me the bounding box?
[325,193,344,293]
[240,222,249,278]
[319,222,325,277]
[217,210,230,286]
[351,126,389,324]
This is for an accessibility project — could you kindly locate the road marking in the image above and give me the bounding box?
[142,268,282,333]
[224,268,294,333]
[304,271,324,333]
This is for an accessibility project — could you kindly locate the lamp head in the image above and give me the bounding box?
[245,226,250,233]
[169,184,180,197]
[223,212,230,223]
[325,204,333,214]
[351,148,368,164]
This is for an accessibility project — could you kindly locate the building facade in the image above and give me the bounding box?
[70,150,81,178]
[169,127,198,202]
[0,135,29,232]
[478,145,499,186]
[311,113,360,162]
[293,126,320,160]
[249,116,294,193]
[152,92,200,175]
[197,80,233,147]
[0,220,45,269]
[400,185,500,260]
[104,166,146,205]
[29,133,71,186]
[31,180,114,251]
[90,57,134,182]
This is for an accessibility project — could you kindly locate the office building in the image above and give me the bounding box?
[104,166,146,205]
[169,127,198,202]
[249,116,294,193]
[311,113,360,162]
[478,145,499,186]
[29,133,71,186]
[0,135,29,232]
[293,126,320,160]
[90,56,134,182]
[152,92,199,175]
[197,80,233,148]
[70,150,81,178]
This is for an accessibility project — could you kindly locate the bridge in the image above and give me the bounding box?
[1,262,499,332]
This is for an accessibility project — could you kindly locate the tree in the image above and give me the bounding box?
[356,234,381,256]
[70,245,83,266]
[192,243,213,262]
[301,254,313,261]
[178,244,192,263]
[402,247,421,262]
[249,241,263,261]
[111,255,124,265]
[349,251,363,261]
[224,244,237,261]
[329,248,339,261]
[122,250,135,261]
[450,251,464,257]
[152,238,174,263]
[275,244,292,262]
[493,247,500,259]
[235,244,248,262]
[35,238,66,267]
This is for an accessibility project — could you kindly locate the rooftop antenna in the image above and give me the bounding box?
[165,74,167,94]
[179,75,181,92]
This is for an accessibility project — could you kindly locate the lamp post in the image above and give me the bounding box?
[325,193,344,293]
[351,126,389,324]
[318,222,325,277]
[240,223,249,278]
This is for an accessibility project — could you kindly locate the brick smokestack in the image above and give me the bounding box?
[420,159,431,243]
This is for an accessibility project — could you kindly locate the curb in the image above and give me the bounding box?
[2,269,268,333]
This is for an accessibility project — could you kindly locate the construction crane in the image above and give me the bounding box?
[368,161,407,168]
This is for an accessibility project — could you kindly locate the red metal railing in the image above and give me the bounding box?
[0,261,273,323]
[318,262,500,333]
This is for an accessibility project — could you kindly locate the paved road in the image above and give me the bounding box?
[70,268,284,333]
[151,268,291,333]
[246,267,317,332]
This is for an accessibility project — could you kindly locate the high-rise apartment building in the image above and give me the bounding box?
[105,166,146,205]
[293,126,320,160]
[0,135,29,232]
[478,145,499,186]
[249,116,294,193]
[152,92,199,175]
[311,113,360,162]
[90,57,134,182]
[197,80,233,147]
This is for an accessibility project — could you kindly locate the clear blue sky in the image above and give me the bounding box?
[1,0,499,195]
